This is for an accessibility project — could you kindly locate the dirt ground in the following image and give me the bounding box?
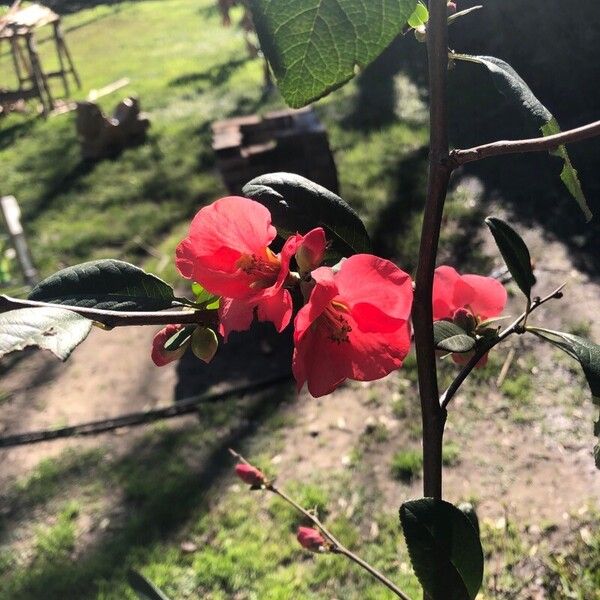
[0,208,598,598]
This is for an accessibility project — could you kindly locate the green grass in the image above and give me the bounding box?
[0,0,280,280]
[390,449,422,482]
[441,442,461,467]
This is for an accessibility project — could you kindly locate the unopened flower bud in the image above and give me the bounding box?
[235,463,267,487]
[414,24,427,43]
[295,228,327,274]
[151,324,191,367]
[191,326,218,363]
[297,526,326,552]
[452,308,477,334]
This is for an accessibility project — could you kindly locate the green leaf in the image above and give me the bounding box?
[454,55,592,221]
[400,498,484,600]
[540,119,592,222]
[29,260,175,311]
[191,282,220,309]
[250,0,418,108]
[485,217,535,300]
[127,571,172,600]
[164,326,194,352]
[528,327,600,469]
[433,321,475,353]
[242,172,371,259]
[0,307,92,361]
[407,2,428,28]
[528,329,600,400]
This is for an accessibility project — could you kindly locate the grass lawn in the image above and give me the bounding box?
[0,0,281,279]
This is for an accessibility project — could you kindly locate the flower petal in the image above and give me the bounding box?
[433,266,474,320]
[256,289,293,333]
[335,255,413,332]
[292,320,349,397]
[218,297,256,341]
[187,196,276,257]
[335,254,413,331]
[293,267,339,345]
[176,196,277,297]
[461,274,507,319]
[341,315,411,382]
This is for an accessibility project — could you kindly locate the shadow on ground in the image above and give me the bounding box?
[0,381,294,599]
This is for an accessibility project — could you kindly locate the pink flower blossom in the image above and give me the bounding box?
[234,462,267,486]
[293,255,413,398]
[433,266,507,322]
[176,196,326,339]
[297,526,326,552]
[151,324,189,367]
[433,265,507,366]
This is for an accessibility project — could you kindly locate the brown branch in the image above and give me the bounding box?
[229,450,413,600]
[412,0,450,502]
[450,119,600,166]
[0,295,216,328]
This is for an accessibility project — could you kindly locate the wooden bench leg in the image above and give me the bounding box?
[25,32,53,116]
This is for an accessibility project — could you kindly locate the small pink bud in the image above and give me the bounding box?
[447,2,457,15]
[297,526,326,552]
[295,228,327,274]
[151,324,190,367]
[235,463,266,487]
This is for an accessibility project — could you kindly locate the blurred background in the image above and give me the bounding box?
[0,1,599,598]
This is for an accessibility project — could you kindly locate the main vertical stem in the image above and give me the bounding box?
[413,0,451,502]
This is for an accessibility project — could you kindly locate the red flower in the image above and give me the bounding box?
[297,526,326,552]
[433,265,507,366]
[293,255,413,398]
[151,324,189,367]
[433,266,507,322]
[234,463,267,486]
[176,196,326,340]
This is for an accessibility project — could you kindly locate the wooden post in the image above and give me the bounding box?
[55,20,81,89]
[9,36,26,90]
[24,31,53,115]
[1,196,38,286]
[52,20,69,96]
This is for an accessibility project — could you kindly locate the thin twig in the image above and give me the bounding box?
[0,294,215,328]
[0,375,292,448]
[440,283,566,409]
[229,450,413,600]
[450,118,600,166]
[495,347,516,389]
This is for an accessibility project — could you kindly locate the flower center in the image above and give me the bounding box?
[236,248,281,289]
[318,300,352,343]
